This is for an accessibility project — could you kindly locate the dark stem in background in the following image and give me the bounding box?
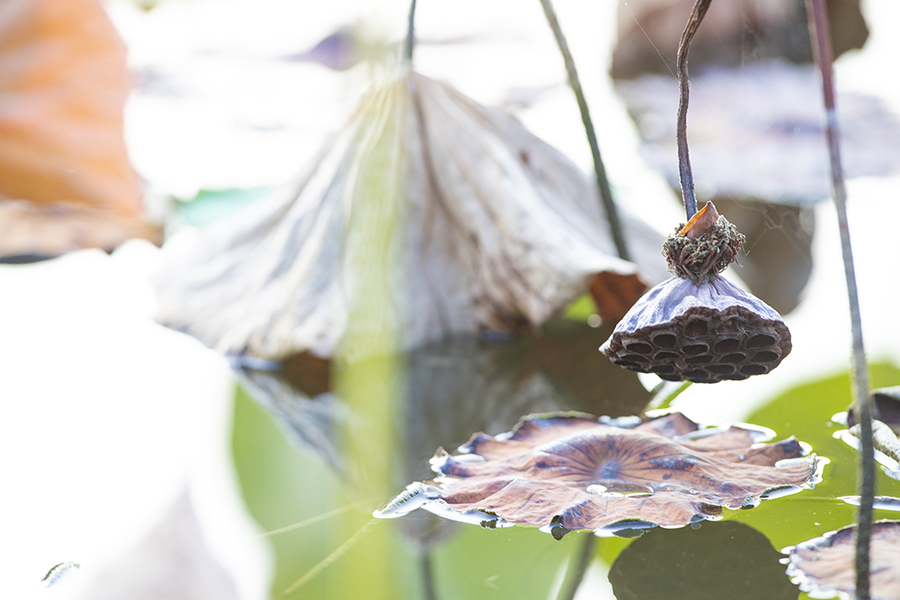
[555,533,596,600]
[675,0,713,220]
[405,0,417,63]
[805,1,874,598]
[538,0,631,261]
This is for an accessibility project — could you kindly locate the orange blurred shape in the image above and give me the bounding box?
[589,271,648,323]
[0,0,157,257]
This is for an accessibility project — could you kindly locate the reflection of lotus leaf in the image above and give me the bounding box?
[609,520,798,600]
[375,412,818,538]
[785,520,900,600]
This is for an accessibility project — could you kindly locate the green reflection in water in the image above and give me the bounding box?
[233,386,421,598]
[232,358,900,599]
[731,362,900,552]
[432,525,575,598]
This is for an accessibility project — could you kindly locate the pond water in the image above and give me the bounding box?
[230,321,900,599]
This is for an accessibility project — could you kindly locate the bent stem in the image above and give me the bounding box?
[805,1,874,598]
[675,0,713,220]
[538,0,631,261]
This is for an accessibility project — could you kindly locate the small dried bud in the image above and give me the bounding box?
[663,202,745,285]
[600,276,791,383]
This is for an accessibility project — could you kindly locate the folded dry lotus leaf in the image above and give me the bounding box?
[785,520,900,600]
[374,411,818,538]
[154,69,667,359]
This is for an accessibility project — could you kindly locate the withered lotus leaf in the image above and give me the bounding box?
[374,412,818,538]
[154,69,667,360]
[836,419,900,481]
[785,520,900,600]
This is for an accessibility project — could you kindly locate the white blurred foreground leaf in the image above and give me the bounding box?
[0,244,270,600]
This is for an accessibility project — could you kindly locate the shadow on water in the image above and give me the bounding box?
[608,520,798,600]
[231,318,900,599]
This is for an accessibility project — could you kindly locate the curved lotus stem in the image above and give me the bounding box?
[805,0,874,597]
[539,0,631,262]
[675,0,713,220]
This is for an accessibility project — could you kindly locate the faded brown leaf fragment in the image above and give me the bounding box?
[0,0,155,257]
[786,520,900,600]
[589,271,647,323]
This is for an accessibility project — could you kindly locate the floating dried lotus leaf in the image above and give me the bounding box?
[848,386,900,431]
[609,521,798,600]
[375,412,817,538]
[785,520,900,600]
[837,419,900,481]
[154,69,667,359]
[601,276,791,383]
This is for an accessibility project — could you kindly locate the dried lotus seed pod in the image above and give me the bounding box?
[599,276,791,383]
[600,202,791,383]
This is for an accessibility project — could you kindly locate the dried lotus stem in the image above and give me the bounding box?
[539,0,631,261]
[405,0,417,63]
[806,0,874,597]
[676,0,713,220]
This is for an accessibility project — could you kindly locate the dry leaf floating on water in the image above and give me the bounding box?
[785,520,900,600]
[375,411,819,538]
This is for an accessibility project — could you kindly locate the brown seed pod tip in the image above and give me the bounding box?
[664,202,745,285]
